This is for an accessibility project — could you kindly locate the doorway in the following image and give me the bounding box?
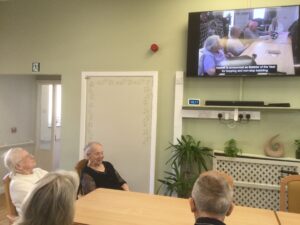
[80,71,158,193]
[35,81,61,171]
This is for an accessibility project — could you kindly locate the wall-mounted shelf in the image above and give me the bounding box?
[173,71,300,141]
[214,150,300,163]
[182,105,300,121]
[182,105,300,111]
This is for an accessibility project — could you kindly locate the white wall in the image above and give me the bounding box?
[0,75,37,192]
[276,6,298,31]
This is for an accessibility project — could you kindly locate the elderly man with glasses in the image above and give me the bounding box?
[3,147,48,214]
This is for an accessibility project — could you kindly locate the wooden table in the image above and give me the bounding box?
[241,32,295,75]
[225,206,279,225]
[74,188,279,225]
[276,211,300,225]
[74,188,194,225]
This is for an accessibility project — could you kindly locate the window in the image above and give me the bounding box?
[223,11,234,34]
[48,84,61,127]
[253,8,265,19]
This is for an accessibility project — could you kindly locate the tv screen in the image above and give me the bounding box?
[186,5,300,77]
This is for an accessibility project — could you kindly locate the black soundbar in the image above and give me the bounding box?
[205,100,265,106]
[265,103,290,107]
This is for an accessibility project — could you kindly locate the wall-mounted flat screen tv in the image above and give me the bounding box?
[186,5,300,77]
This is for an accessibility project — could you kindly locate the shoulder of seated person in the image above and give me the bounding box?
[103,161,115,168]
[33,167,48,174]
[103,161,112,165]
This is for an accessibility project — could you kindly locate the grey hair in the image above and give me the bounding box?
[204,35,220,51]
[191,171,233,216]
[230,26,240,38]
[15,170,79,225]
[3,148,25,174]
[84,141,102,158]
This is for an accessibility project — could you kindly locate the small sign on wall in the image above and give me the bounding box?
[32,62,40,72]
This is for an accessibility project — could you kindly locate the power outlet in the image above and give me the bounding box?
[182,109,260,121]
[238,111,261,120]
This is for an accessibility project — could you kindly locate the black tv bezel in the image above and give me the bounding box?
[186,5,300,78]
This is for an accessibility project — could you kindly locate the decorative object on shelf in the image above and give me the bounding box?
[264,134,284,157]
[295,139,300,159]
[224,139,242,157]
[157,135,213,198]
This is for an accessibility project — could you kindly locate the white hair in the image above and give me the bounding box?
[83,141,102,158]
[204,35,220,51]
[192,171,233,216]
[230,26,240,38]
[15,170,79,225]
[3,148,25,174]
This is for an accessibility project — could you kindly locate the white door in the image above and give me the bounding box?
[80,71,158,193]
[35,81,61,171]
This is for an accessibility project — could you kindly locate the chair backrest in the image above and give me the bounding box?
[2,173,18,223]
[75,159,88,178]
[279,175,300,213]
[75,159,88,196]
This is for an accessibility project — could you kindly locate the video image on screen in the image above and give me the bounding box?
[186,5,300,77]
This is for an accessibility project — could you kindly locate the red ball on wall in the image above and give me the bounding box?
[150,43,159,52]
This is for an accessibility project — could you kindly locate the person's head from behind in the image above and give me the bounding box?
[204,35,222,53]
[189,170,234,222]
[84,141,104,166]
[230,26,242,39]
[16,170,79,225]
[3,148,36,175]
[248,20,258,31]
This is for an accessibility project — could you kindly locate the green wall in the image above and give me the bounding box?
[185,76,300,156]
[0,0,299,190]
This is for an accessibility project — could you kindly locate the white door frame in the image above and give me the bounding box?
[36,80,61,170]
[79,71,158,193]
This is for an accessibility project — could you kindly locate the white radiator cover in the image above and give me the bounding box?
[213,151,300,210]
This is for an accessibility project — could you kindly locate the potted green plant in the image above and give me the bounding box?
[157,135,213,198]
[295,139,300,159]
[224,139,242,157]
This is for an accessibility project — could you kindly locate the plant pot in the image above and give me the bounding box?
[296,148,300,159]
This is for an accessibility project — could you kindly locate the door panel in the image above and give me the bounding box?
[81,72,157,193]
[36,82,61,171]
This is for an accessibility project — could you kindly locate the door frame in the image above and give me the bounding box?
[35,80,61,170]
[79,71,158,193]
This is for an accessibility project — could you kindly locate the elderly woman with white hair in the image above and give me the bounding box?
[14,170,79,225]
[199,35,230,76]
[80,142,129,194]
[3,148,47,214]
